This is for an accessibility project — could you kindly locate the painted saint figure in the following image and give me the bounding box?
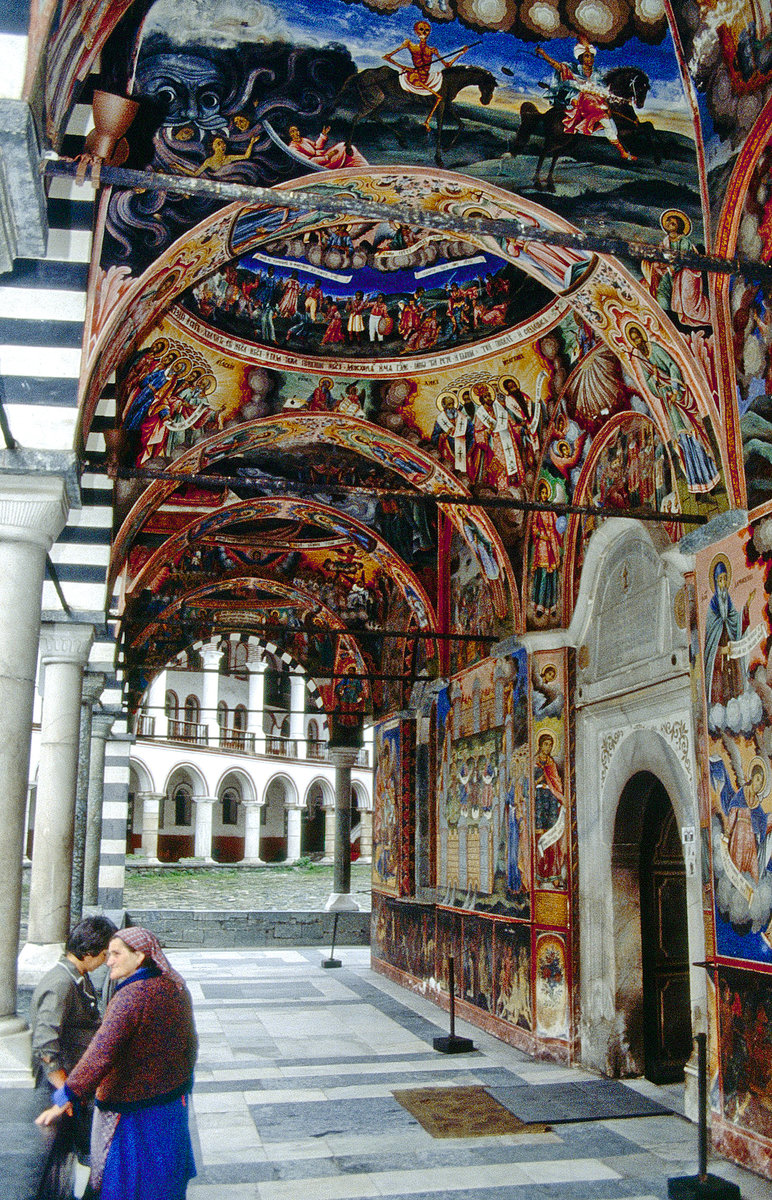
[534,732,565,884]
[531,479,561,619]
[642,210,711,329]
[626,323,719,493]
[703,558,755,715]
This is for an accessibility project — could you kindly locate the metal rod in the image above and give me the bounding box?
[45,554,73,617]
[43,157,772,286]
[126,624,495,644]
[448,956,456,1040]
[697,1031,708,1182]
[103,463,708,525]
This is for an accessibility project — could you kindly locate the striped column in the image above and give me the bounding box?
[95,725,133,913]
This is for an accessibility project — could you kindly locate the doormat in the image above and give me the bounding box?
[485,1080,673,1124]
[392,1085,549,1138]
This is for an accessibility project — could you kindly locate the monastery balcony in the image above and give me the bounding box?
[133,718,369,766]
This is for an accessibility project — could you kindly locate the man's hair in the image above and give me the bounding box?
[66,916,118,959]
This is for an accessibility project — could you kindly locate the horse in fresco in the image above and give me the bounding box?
[513,66,659,192]
[334,64,497,167]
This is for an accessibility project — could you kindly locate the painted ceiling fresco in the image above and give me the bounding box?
[42,0,772,719]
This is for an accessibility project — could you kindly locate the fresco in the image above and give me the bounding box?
[730,141,772,511]
[96,0,703,279]
[718,966,772,1141]
[532,649,569,890]
[535,932,569,1039]
[461,916,494,1013]
[494,921,532,1030]
[184,241,552,360]
[373,717,413,895]
[696,521,772,967]
[436,652,529,916]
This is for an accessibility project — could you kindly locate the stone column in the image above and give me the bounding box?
[321,802,336,864]
[246,651,267,753]
[289,669,307,758]
[83,712,116,907]
[286,803,303,863]
[193,796,216,861]
[146,669,167,739]
[325,747,360,911]
[359,808,373,864]
[22,621,94,977]
[201,645,223,746]
[139,791,163,863]
[241,799,264,864]
[0,474,69,1026]
[70,672,105,923]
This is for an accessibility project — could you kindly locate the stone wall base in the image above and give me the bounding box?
[127,908,371,948]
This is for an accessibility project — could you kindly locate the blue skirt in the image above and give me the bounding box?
[98,1094,196,1200]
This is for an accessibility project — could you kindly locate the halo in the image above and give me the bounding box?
[708,553,731,590]
[472,381,496,405]
[660,209,691,236]
[200,375,217,396]
[171,357,191,376]
[436,390,458,413]
[624,320,647,346]
[536,476,553,499]
[748,756,770,800]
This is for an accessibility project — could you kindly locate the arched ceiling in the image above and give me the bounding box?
[40,0,772,728]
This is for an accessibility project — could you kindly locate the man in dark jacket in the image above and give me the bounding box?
[29,915,116,1161]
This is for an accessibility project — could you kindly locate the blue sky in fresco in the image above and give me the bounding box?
[284,0,688,110]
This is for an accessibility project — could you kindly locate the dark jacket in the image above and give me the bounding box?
[65,967,198,1111]
[29,958,101,1080]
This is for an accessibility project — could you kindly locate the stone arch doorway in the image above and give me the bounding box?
[302,781,326,856]
[614,770,692,1084]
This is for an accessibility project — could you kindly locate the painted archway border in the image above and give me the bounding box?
[81,170,724,488]
[109,412,519,629]
[712,91,772,510]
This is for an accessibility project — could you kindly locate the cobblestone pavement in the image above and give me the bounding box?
[20,861,371,936]
[124,860,372,910]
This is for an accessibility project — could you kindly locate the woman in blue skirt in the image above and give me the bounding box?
[36,926,198,1199]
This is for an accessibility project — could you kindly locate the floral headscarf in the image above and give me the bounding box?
[117,926,185,990]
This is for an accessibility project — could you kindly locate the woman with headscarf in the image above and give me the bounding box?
[36,927,198,1200]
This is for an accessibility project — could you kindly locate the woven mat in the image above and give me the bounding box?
[392,1085,549,1138]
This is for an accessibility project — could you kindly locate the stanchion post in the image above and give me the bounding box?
[321,911,342,969]
[433,954,474,1054]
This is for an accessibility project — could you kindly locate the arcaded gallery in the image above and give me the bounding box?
[1,0,772,1184]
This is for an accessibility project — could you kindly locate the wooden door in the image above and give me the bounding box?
[640,784,692,1083]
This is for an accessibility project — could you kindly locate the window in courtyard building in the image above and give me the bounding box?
[165,690,179,720]
[173,782,193,826]
[184,695,200,726]
[234,704,247,731]
[222,787,240,826]
[217,700,228,727]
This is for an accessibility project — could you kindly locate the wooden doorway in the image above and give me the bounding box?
[639,775,692,1083]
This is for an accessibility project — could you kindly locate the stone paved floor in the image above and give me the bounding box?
[167,946,769,1200]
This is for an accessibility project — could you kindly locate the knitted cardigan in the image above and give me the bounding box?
[64,967,197,1111]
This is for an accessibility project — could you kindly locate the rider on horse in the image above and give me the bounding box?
[383,20,469,130]
[536,41,636,161]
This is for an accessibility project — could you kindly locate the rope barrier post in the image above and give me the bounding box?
[433,955,474,1054]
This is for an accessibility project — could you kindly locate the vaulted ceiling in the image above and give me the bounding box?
[34,0,772,730]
